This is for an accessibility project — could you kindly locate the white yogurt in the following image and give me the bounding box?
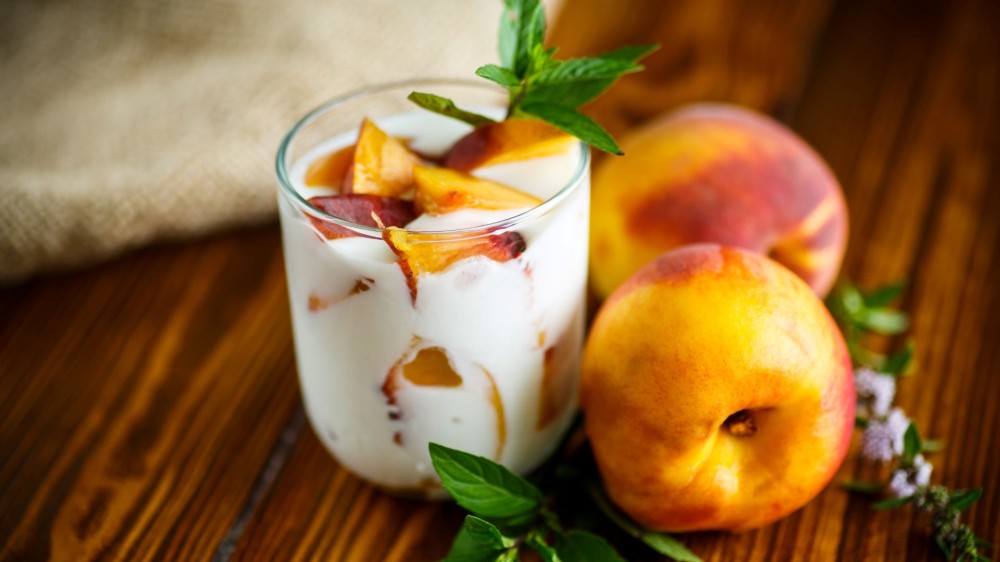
[278,111,589,493]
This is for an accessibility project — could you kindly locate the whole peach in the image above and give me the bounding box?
[590,103,847,299]
[581,244,854,532]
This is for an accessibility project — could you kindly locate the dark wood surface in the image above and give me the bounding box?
[2,0,999,560]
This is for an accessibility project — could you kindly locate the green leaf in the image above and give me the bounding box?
[857,308,909,334]
[882,340,915,376]
[518,101,621,154]
[429,443,543,524]
[873,496,913,509]
[839,282,866,316]
[863,281,906,308]
[407,92,496,127]
[444,516,514,562]
[531,57,643,85]
[936,534,954,558]
[922,438,945,452]
[523,45,657,108]
[476,64,521,88]
[902,422,922,464]
[855,416,869,429]
[600,44,660,62]
[949,488,983,511]
[528,42,561,74]
[555,530,627,562]
[526,532,562,562]
[639,533,701,562]
[840,480,886,494]
[499,0,545,78]
[585,483,701,562]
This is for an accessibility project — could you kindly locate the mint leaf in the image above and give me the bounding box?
[524,45,656,108]
[499,0,545,78]
[518,101,622,154]
[476,64,521,88]
[532,57,643,85]
[600,44,660,62]
[407,92,495,127]
[863,281,906,308]
[882,340,915,376]
[873,496,913,509]
[444,516,514,562]
[526,533,561,562]
[638,533,701,562]
[430,442,543,524]
[857,308,909,334]
[555,530,627,562]
[949,488,983,511]
[902,422,922,464]
[585,483,701,562]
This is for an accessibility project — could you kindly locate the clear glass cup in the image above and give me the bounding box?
[276,79,590,496]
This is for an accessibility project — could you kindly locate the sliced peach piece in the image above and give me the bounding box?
[304,144,354,188]
[381,344,507,460]
[445,118,576,172]
[381,227,526,301]
[348,118,420,196]
[307,194,415,239]
[413,166,543,215]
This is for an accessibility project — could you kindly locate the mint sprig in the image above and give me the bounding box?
[408,0,656,155]
[429,442,701,562]
[829,279,992,562]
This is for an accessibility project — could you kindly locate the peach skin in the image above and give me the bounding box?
[589,103,847,299]
[581,244,854,532]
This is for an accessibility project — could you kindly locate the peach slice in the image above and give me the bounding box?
[413,165,542,215]
[445,118,576,172]
[381,227,526,301]
[304,144,354,188]
[348,118,421,196]
[307,194,415,239]
[381,345,507,460]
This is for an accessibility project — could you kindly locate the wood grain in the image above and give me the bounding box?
[1,0,998,560]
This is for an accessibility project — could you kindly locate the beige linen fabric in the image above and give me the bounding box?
[0,0,500,283]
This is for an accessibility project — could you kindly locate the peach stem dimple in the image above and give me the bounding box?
[723,409,757,437]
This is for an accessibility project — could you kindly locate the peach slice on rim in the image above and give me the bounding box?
[412,165,543,215]
[444,118,576,172]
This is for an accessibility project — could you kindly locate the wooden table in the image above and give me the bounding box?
[2,0,998,560]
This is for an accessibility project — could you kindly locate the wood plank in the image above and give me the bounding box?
[0,226,302,561]
[0,0,996,560]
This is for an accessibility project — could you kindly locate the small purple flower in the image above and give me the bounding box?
[888,454,933,498]
[913,454,932,487]
[889,469,917,498]
[855,366,896,417]
[861,408,910,462]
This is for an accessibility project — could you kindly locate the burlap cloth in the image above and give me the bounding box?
[0,0,509,284]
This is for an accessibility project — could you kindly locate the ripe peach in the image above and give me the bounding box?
[589,103,847,299]
[581,244,854,532]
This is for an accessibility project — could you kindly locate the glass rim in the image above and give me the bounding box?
[275,78,590,237]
